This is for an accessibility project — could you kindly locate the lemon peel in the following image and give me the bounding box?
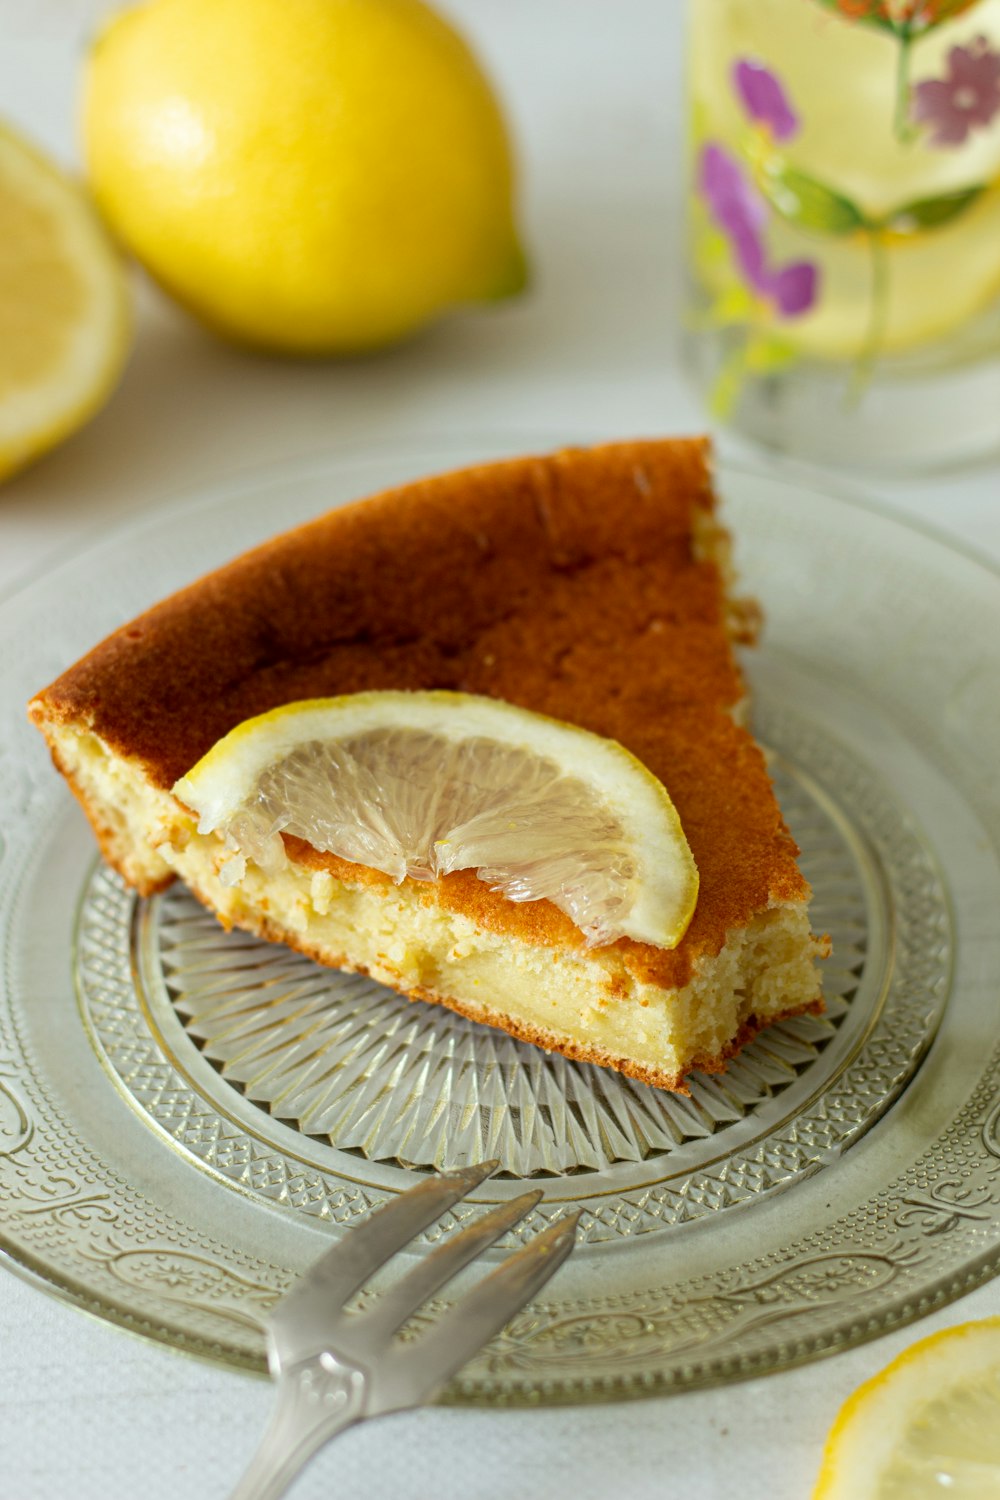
[82,0,526,355]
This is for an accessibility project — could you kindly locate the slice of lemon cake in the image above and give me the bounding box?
[29,438,825,1092]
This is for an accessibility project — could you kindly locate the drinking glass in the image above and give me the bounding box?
[684,0,1000,469]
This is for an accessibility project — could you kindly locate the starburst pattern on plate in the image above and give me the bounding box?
[153,759,860,1178]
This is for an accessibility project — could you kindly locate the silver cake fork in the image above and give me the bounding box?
[229,1161,580,1500]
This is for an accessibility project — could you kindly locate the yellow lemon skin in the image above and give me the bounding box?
[82,0,526,355]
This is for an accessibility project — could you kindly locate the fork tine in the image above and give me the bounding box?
[373,1210,582,1413]
[351,1189,545,1355]
[268,1160,499,1364]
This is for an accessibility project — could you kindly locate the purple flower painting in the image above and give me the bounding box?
[699,62,818,320]
[699,143,818,317]
[912,36,1000,147]
[732,59,799,141]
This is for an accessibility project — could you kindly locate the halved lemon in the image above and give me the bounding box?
[0,121,130,482]
[813,1318,1000,1498]
[173,691,699,950]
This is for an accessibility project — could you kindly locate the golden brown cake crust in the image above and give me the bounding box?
[30,438,809,988]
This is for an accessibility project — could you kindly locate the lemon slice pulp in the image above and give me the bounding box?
[813,1318,1000,1499]
[0,121,129,482]
[173,691,699,950]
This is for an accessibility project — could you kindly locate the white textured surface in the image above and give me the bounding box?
[2,3,1000,1498]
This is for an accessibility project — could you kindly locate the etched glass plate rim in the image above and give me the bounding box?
[1,436,999,1405]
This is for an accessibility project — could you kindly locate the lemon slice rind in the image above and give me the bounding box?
[813,1317,1000,1499]
[173,690,699,951]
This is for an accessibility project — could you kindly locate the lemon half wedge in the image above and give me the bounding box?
[173,691,699,950]
[813,1318,1000,1499]
[0,121,129,482]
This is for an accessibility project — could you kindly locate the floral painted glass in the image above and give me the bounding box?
[685,0,1000,468]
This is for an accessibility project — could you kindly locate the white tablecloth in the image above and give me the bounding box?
[2,4,999,1497]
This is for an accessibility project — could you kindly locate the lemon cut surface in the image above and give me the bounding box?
[173,692,699,950]
[813,1318,1000,1499]
[0,122,129,482]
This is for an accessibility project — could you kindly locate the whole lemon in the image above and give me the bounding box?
[82,0,526,354]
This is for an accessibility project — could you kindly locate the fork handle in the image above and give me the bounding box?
[229,1358,367,1500]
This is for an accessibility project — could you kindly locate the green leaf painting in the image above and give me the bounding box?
[885,186,985,232]
[757,160,868,235]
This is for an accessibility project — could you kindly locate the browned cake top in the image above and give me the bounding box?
[31,437,808,983]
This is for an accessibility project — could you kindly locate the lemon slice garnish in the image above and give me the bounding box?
[173,691,699,950]
[0,121,129,482]
[813,1317,1000,1499]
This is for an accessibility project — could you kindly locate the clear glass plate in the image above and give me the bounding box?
[2,436,999,1406]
